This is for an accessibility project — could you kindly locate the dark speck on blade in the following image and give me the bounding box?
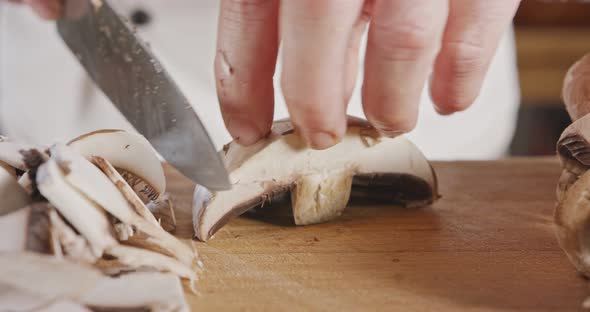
[125,144,130,149]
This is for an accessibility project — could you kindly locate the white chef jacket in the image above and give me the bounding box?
[0,1,521,160]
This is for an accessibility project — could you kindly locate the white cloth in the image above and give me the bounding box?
[0,1,520,160]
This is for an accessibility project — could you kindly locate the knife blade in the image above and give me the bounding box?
[56,0,231,191]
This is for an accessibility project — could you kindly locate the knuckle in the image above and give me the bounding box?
[370,22,438,61]
[443,40,487,78]
[283,93,326,117]
[282,93,340,131]
[226,0,273,9]
[223,0,275,22]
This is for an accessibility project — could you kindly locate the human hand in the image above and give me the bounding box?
[215,0,522,149]
[7,0,63,20]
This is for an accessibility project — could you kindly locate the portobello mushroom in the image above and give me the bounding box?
[193,117,439,241]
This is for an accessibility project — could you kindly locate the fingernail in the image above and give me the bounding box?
[307,131,339,150]
[226,117,262,145]
[376,127,406,138]
[370,120,407,138]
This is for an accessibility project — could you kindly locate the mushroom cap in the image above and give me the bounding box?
[193,117,438,241]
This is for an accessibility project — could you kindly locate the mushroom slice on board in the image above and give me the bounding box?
[193,117,438,241]
[88,154,159,227]
[0,164,31,216]
[47,207,96,263]
[48,144,197,268]
[68,129,166,202]
[0,203,54,254]
[100,245,196,280]
[0,284,92,312]
[36,158,116,257]
[0,135,42,171]
[36,151,196,280]
[0,162,16,178]
[0,252,189,312]
[147,192,177,233]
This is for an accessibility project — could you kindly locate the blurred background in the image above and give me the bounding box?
[510,1,590,156]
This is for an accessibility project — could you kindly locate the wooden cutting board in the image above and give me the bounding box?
[165,157,589,311]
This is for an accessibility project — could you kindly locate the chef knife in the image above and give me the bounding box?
[56,0,231,191]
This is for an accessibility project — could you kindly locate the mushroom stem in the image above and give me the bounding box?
[291,167,354,225]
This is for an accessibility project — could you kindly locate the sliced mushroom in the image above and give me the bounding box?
[19,148,50,199]
[0,283,70,312]
[0,204,53,254]
[104,245,196,280]
[47,144,196,266]
[68,129,165,201]
[0,164,31,216]
[147,192,177,233]
[0,161,16,178]
[0,252,189,312]
[113,222,135,241]
[35,151,196,280]
[193,117,438,241]
[36,158,116,256]
[47,207,96,263]
[0,135,42,171]
[89,154,159,226]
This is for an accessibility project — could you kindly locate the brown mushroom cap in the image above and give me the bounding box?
[555,59,590,276]
[563,53,590,122]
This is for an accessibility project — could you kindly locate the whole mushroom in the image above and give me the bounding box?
[555,53,590,277]
[193,116,439,241]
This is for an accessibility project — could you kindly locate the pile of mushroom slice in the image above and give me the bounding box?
[193,117,439,242]
[0,130,196,312]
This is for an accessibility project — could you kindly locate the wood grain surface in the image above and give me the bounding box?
[165,157,589,311]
